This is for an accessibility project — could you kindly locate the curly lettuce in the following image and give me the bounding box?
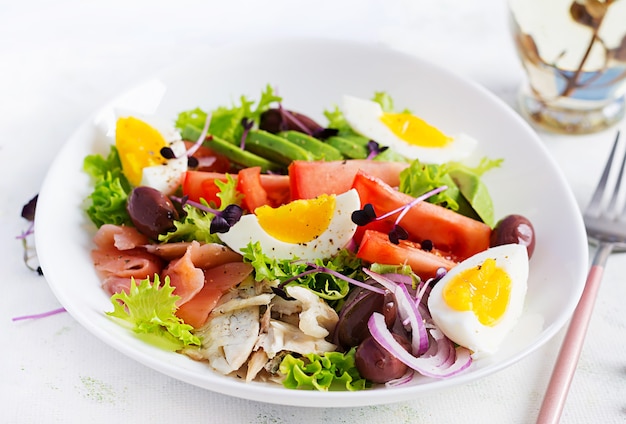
[240,242,363,307]
[175,84,281,144]
[83,145,132,227]
[279,347,368,391]
[399,157,503,226]
[159,174,243,243]
[107,275,201,351]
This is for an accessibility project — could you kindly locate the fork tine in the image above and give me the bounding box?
[586,131,621,217]
[607,132,626,216]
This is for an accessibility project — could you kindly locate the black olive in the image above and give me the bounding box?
[259,108,324,134]
[490,214,536,259]
[355,334,410,383]
[126,186,179,240]
[334,287,396,350]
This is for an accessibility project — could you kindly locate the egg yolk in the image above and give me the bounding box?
[442,258,511,326]
[115,116,168,186]
[255,195,336,244]
[380,112,452,148]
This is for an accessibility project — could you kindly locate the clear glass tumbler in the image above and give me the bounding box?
[509,0,626,134]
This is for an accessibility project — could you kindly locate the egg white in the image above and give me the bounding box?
[140,139,188,195]
[217,189,361,261]
[342,95,477,164]
[427,243,529,355]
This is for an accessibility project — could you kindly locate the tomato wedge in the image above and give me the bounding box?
[352,171,491,261]
[237,166,269,213]
[356,229,457,280]
[183,141,232,173]
[182,169,291,211]
[288,160,410,199]
[182,170,228,206]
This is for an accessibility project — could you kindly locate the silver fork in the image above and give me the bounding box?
[537,131,624,424]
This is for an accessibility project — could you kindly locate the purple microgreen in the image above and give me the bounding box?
[12,307,66,322]
[351,203,376,226]
[21,194,38,221]
[421,239,433,251]
[278,104,313,135]
[278,262,385,295]
[312,127,339,140]
[388,224,409,245]
[160,146,176,159]
[351,186,448,244]
[270,286,293,300]
[187,156,199,168]
[366,140,389,160]
[239,117,254,150]
[186,112,212,157]
[171,196,243,234]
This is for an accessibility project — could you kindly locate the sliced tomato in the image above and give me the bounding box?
[237,166,269,213]
[352,171,492,261]
[182,169,290,210]
[259,173,291,207]
[288,159,410,200]
[181,170,229,205]
[356,229,457,280]
[175,262,253,328]
[183,141,232,173]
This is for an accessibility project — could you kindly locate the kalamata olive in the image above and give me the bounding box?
[259,108,324,134]
[490,214,536,259]
[126,186,179,240]
[355,334,411,383]
[333,287,396,350]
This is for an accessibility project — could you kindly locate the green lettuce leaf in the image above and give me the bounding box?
[158,174,242,243]
[240,242,363,307]
[83,145,132,227]
[107,275,201,351]
[175,84,281,144]
[279,347,368,391]
[398,157,502,225]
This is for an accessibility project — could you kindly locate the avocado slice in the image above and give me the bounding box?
[279,130,344,161]
[449,168,495,227]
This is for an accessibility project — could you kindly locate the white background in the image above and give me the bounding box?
[1,0,625,423]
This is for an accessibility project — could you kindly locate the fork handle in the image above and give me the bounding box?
[536,242,613,424]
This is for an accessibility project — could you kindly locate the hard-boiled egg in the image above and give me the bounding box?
[218,189,361,261]
[342,95,477,164]
[427,243,529,355]
[115,115,187,195]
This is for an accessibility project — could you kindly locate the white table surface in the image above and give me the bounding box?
[2,0,625,423]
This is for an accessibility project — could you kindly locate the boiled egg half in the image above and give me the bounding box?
[427,243,529,355]
[115,115,187,195]
[342,95,477,164]
[218,189,361,261]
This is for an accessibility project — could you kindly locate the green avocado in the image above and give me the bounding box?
[245,130,316,166]
[278,131,344,161]
[449,169,495,227]
[325,136,368,159]
[180,125,282,172]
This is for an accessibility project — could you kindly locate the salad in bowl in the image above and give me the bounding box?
[82,85,537,391]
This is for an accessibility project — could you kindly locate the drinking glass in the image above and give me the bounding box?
[509,0,626,134]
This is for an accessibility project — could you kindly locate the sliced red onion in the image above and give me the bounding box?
[186,112,212,157]
[368,313,472,378]
[384,369,415,388]
[364,269,428,355]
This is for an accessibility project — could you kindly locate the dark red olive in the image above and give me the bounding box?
[259,108,324,134]
[333,287,396,350]
[126,186,179,240]
[355,334,411,383]
[490,214,536,259]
